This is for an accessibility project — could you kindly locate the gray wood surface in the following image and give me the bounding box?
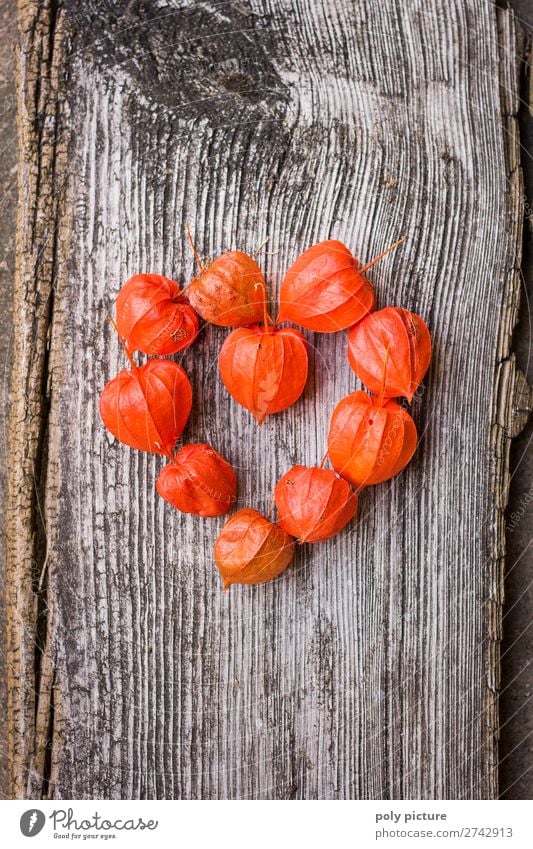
[7,0,530,799]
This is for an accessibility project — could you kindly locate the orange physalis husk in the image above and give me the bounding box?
[214,508,295,589]
[327,391,417,488]
[187,232,266,327]
[116,273,199,355]
[277,240,374,332]
[99,358,192,456]
[274,465,358,543]
[218,324,308,424]
[347,306,431,402]
[156,443,237,517]
[277,237,406,332]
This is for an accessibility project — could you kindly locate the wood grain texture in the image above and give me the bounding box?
[8,0,527,799]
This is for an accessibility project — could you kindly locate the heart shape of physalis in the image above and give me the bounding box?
[186,227,265,327]
[156,443,237,517]
[100,357,192,456]
[218,285,308,424]
[327,391,417,488]
[274,465,358,543]
[277,237,404,332]
[116,273,199,355]
[347,306,431,402]
[214,508,295,589]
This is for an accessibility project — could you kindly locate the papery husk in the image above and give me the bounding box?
[188,251,265,327]
[100,359,192,455]
[274,465,358,543]
[116,273,199,355]
[218,325,308,423]
[328,391,417,488]
[157,443,236,517]
[277,240,375,332]
[214,508,295,588]
[347,306,431,402]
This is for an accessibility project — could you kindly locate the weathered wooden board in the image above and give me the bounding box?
[8,0,529,799]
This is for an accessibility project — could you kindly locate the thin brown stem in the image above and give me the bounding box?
[186,222,205,273]
[377,345,391,407]
[319,451,329,469]
[253,236,269,255]
[255,280,273,330]
[360,235,406,273]
[253,236,281,259]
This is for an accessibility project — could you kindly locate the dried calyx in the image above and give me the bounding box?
[274,465,358,543]
[99,324,192,455]
[156,443,237,517]
[277,237,404,332]
[218,281,308,423]
[328,391,417,488]
[214,508,295,589]
[116,273,199,355]
[186,226,265,327]
[347,306,431,402]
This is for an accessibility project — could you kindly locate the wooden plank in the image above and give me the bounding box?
[8,0,528,799]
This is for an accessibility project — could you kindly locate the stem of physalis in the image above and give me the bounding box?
[108,316,138,371]
[319,451,328,469]
[377,345,391,408]
[359,235,406,274]
[186,222,205,274]
[256,280,273,332]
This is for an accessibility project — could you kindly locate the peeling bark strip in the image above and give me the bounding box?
[8,0,528,799]
[7,0,70,798]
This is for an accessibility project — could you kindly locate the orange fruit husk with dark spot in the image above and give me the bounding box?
[116,273,199,355]
[328,391,417,488]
